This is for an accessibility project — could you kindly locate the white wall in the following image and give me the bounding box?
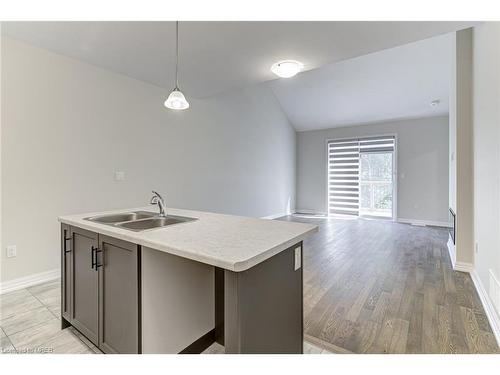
[456,29,475,266]
[1,37,296,282]
[473,23,500,319]
[449,29,475,266]
[449,32,457,214]
[296,116,450,224]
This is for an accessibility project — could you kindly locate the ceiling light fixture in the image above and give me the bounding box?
[271,60,304,78]
[430,99,440,107]
[164,21,189,110]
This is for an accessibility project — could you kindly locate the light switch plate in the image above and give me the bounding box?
[7,245,17,258]
[294,247,301,271]
[114,171,125,181]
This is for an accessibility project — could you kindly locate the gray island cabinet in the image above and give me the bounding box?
[61,224,139,353]
[59,207,317,354]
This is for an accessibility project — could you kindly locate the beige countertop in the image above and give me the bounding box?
[58,206,318,272]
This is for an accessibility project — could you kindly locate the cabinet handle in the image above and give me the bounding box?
[91,246,96,269]
[63,230,71,253]
[94,248,103,270]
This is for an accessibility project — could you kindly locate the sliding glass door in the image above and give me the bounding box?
[327,135,395,219]
[359,151,394,218]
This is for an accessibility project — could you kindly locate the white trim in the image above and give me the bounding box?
[392,134,398,221]
[0,268,60,295]
[470,270,500,346]
[261,212,293,220]
[325,136,330,217]
[294,209,328,216]
[448,260,500,346]
[454,261,474,273]
[397,218,452,228]
[447,235,456,269]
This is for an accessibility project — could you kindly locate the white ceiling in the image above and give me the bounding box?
[2,21,473,100]
[269,33,453,131]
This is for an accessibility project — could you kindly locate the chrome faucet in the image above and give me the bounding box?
[150,191,167,217]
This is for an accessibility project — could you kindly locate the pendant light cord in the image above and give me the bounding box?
[175,21,179,89]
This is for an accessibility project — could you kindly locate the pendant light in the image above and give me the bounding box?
[164,21,189,110]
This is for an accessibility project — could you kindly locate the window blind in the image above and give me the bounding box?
[359,136,396,154]
[328,135,395,216]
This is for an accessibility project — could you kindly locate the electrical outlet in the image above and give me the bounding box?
[114,171,125,181]
[6,245,17,258]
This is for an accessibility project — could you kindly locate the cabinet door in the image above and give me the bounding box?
[98,235,140,354]
[71,226,99,345]
[61,224,72,323]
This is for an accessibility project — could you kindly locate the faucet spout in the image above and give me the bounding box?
[150,190,167,217]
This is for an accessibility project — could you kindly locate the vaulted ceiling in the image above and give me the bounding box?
[269,33,453,130]
[2,21,475,129]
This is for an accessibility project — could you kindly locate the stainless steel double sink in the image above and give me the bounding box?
[85,211,196,232]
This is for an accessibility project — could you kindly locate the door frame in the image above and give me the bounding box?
[324,133,398,221]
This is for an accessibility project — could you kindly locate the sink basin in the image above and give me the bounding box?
[116,215,196,231]
[85,211,196,232]
[86,211,155,224]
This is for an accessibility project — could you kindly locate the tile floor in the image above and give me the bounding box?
[0,279,96,354]
[0,279,329,354]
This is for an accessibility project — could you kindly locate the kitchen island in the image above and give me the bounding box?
[58,207,317,354]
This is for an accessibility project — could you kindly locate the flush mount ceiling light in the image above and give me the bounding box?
[164,21,189,110]
[271,60,304,78]
[430,99,441,107]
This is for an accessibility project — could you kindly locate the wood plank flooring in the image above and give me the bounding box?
[279,214,499,354]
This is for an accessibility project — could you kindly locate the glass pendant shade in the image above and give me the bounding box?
[164,21,189,111]
[164,88,189,110]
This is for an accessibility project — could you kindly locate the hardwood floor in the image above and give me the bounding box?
[280,214,499,354]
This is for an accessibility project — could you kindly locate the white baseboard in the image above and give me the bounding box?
[454,261,474,273]
[447,235,456,269]
[397,218,452,228]
[261,211,293,220]
[470,270,500,346]
[294,209,327,216]
[0,268,60,295]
